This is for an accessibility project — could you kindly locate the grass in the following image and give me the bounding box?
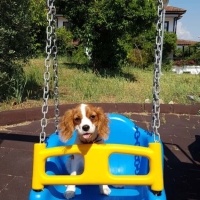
[1,56,200,111]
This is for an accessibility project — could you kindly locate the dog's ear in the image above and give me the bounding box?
[59,109,75,142]
[96,107,109,140]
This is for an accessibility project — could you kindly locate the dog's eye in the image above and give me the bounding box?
[74,117,81,123]
[90,115,96,120]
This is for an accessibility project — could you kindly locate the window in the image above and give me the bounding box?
[164,21,169,31]
[63,21,70,29]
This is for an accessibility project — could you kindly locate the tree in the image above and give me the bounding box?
[163,32,177,58]
[126,27,156,68]
[160,32,177,71]
[56,0,157,72]
[0,0,31,101]
[190,42,200,65]
[29,0,47,55]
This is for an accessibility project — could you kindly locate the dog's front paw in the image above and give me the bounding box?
[64,186,75,199]
[64,191,75,199]
[100,185,111,195]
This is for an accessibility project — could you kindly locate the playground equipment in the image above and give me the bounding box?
[29,0,168,199]
[29,113,166,200]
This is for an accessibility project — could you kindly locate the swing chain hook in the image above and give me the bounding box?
[40,0,59,143]
[152,0,165,142]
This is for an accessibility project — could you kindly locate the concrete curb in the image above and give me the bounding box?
[1,103,200,126]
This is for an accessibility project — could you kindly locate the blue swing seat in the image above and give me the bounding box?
[29,113,166,200]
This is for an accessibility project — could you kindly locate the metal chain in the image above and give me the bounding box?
[53,40,59,134]
[151,0,164,142]
[40,0,59,142]
[134,125,141,174]
[50,1,59,134]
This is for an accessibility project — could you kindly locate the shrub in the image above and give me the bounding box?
[0,0,31,102]
[56,27,74,55]
[0,62,27,103]
[163,32,177,58]
[162,59,173,71]
[127,48,149,68]
[174,59,197,66]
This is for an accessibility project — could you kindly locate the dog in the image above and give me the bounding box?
[59,103,110,199]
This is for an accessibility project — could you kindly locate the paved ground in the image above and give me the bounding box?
[0,105,200,200]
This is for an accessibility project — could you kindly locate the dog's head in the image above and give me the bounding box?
[59,104,109,142]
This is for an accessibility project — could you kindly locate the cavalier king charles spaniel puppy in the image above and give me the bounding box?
[59,103,110,199]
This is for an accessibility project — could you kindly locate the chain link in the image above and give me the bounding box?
[53,43,59,133]
[40,0,59,142]
[151,0,164,142]
[134,125,141,174]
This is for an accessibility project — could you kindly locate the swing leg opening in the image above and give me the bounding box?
[33,190,43,192]
[152,190,162,196]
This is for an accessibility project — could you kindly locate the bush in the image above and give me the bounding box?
[190,42,200,65]
[127,48,149,68]
[0,0,31,102]
[56,27,74,55]
[173,59,197,66]
[162,59,173,71]
[71,44,89,64]
[163,32,177,58]
[24,66,42,100]
[0,62,26,103]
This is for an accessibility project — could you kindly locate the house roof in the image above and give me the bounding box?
[166,6,186,13]
[177,39,198,46]
[166,6,186,19]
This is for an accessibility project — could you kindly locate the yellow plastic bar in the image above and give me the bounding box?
[32,143,163,191]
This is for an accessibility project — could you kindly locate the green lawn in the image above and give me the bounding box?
[1,57,200,111]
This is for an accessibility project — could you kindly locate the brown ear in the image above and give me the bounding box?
[96,107,109,140]
[59,109,75,142]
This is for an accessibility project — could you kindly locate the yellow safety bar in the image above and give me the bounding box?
[32,143,163,191]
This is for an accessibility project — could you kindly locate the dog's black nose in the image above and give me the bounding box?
[82,125,90,131]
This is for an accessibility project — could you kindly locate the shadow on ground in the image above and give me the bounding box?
[164,141,200,200]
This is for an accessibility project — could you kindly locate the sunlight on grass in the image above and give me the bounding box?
[160,72,200,104]
[1,57,200,111]
[57,58,200,105]
[58,65,152,103]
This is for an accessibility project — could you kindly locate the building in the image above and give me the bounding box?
[165,6,200,74]
[165,6,198,52]
[164,6,186,34]
[56,14,69,29]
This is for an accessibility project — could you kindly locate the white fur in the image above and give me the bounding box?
[74,104,96,136]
